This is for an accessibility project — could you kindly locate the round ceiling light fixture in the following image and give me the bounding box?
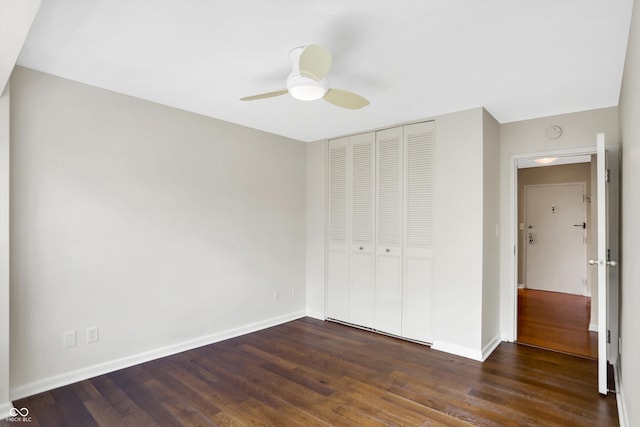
[534,157,558,164]
[286,73,329,101]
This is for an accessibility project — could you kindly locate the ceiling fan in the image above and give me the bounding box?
[240,44,369,110]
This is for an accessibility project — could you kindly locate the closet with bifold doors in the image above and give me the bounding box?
[327,121,434,344]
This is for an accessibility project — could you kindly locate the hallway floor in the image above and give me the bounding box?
[517,288,598,359]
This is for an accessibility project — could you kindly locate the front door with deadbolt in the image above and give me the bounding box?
[524,183,587,295]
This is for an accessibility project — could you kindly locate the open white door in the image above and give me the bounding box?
[593,133,617,395]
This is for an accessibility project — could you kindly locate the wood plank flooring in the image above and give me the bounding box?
[517,288,598,359]
[3,317,618,426]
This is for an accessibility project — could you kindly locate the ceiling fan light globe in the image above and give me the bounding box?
[287,74,328,101]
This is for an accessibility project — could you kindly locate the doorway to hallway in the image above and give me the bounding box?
[516,158,597,358]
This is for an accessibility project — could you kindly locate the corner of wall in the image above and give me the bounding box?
[481,107,501,350]
[431,340,484,362]
[0,402,14,419]
[0,84,11,420]
[305,139,327,319]
[481,335,502,361]
[615,361,630,427]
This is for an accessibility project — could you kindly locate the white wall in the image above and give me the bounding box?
[0,0,41,95]
[619,0,640,424]
[0,85,10,416]
[431,108,484,358]
[9,67,307,398]
[481,109,501,355]
[499,107,620,341]
[305,139,326,319]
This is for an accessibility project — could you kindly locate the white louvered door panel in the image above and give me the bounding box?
[349,133,375,328]
[327,137,349,322]
[402,121,435,343]
[375,126,403,336]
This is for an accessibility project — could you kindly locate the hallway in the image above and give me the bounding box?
[517,288,597,359]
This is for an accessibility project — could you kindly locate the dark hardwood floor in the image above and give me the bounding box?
[517,288,598,359]
[4,317,617,426]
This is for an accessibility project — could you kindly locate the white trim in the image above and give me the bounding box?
[509,155,518,342]
[596,134,607,395]
[508,145,596,342]
[589,323,598,332]
[481,336,502,361]
[615,361,629,427]
[305,310,326,321]
[431,340,483,362]
[11,310,306,400]
[517,283,525,289]
[0,402,13,419]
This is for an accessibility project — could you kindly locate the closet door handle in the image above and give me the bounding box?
[359,246,364,250]
[385,248,390,253]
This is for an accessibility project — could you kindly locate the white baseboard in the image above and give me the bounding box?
[305,309,325,321]
[614,362,629,427]
[589,323,598,332]
[481,336,502,361]
[0,401,13,419]
[11,310,306,401]
[431,340,483,362]
[518,283,525,289]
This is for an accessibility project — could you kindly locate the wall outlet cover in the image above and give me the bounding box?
[63,331,76,348]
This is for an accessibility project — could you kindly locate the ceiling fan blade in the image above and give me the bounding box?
[299,44,332,81]
[323,89,369,110]
[240,89,288,101]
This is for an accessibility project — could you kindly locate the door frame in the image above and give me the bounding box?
[522,182,588,295]
[508,146,596,342]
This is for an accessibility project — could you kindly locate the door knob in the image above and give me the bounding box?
[385,248,390,253]
[359,246,364,250]
[573,222,586,229]
[589,259,618,266]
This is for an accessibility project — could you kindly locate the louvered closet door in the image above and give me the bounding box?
[327,137,349,322]
[375,127,403,336]
[349,133,375,328]
[402,121,435,343]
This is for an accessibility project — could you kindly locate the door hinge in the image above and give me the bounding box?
[606,169,611,183]
[607,249,611,262]
[607,330,611,344]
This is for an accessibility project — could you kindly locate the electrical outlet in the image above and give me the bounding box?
[64,331,76,348]
[274,291,281,302]
[86,326,99,344]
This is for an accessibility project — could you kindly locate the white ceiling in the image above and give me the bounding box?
[17,0,634,142]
